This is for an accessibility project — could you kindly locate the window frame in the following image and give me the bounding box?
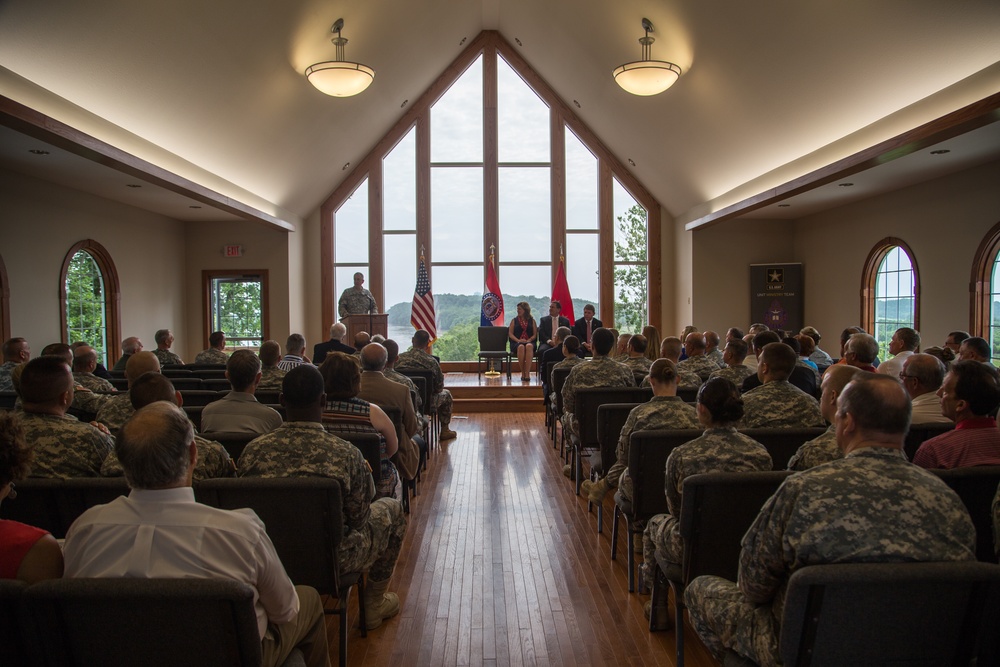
[860,237,920,340]
[201,269,270,350]
[59,239,121,364]
[970,219,1000,340]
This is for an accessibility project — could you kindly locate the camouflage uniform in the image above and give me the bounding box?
[641,368,702,390]
[73,371,116,393]
[194,348,229,365]
[257,365,287,391]
[621,356,653,373]
[385,368,423,415]
[786,424,840,471]
[238,421,406,580]
[709,365,755,387]
[71,387,113,417]
[606,396,700,504]
[0,361,16,392]
[740,380,824,428]
[96,392,135,434]
[561,357,636,439]
[152,348,183,367]
[706,348,725,368]
[548,357,585,405]
[396,348,452,426]
[323,398,400,501]
[644,428,772,578]
[338,287,377,317]
[20,411,114,478]
[101,434,233,480]
[684,447,976,667]
[677,355,720,383]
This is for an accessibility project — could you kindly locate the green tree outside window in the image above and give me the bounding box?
[65,251,107,364]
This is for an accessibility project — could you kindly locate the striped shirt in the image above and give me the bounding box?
[913,417,1000,469]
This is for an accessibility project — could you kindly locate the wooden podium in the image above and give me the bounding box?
[342,314,388,340]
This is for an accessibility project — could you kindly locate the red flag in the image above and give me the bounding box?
[410,254,437,341]
[551,256,575,325]
[481,251,505,326]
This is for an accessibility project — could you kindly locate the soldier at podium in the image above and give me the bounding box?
[339,272,378,318]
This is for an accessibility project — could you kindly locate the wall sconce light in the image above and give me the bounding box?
[305,18,375,97]
[613,18,682,96]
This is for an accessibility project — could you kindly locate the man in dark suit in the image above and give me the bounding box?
[540,326,572,402]
[537,301,571,356]
[313,322,356,365]
[571,304,602,356]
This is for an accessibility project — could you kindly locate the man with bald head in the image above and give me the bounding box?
[704,331,725,368]
[900,353,952,424]
[112,336,143,372]
[358,342,422,482]
[787,364,866,470]
[686,374,976,666]
[72,345,115,393]
[741,342,824,428]
[353,331,372,354]
[96,351,161,433]
[18,355,115,477]
[677,332,718,382]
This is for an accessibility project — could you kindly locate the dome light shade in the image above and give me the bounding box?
[305,19,375,98]
[613,19,682,97]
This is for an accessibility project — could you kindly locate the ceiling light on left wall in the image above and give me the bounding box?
[305,18,375,97]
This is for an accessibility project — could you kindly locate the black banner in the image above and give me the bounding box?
[749,263,803,334]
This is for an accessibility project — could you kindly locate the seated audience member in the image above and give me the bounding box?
[621,335,653,373]
[540,326,571,394]
[96,352,161,434]
[958,336,991,363]
[571,304,602,356]
[799,326,833,370]
[837,326,866,362]
[709,338,755,386]
[741,342,824,428]
[677,332,719,383]
[320,352,401,501]
[19,356,115,478]
[537,301,571,357]
[877,327,920,378]
[238,365,407,630]
[0,337,31,392]
[582,359,700,504]
[704,331,725,368]
[256,340,287,391]
[548,335,584,407]
[914,360,1000,469]
[842,331,880,373]
[353,331,372,355]
[787,365,864,470]
[747,323,769,337]
[371,334,385,344]
[72,345,116,393]
[0,412,64,582]
[685,374,976,667]
[643,377,771,578]
[900,353,953,424]
[112,336,143,372]
[793,334,818,373]
[648,337,702,390]
[642,326,662,363]
[200,350,282,435]
[101,372,233,480]
[784,336,820,387]
[277,334,309,371]
[923,345,957,371]
[741,332,817,397]
[944,330,970,355]
[725,328,744,345]
[383,339,425,420]
[64,402,329,666]
[70,341,112,379]
[357,343,424,491]
[396,329,457,441]
[40,343,72,365]
[612,333,632,362]
[742,334,759,373]
[194,331,229,365]
[313,322,355,366]
[151,328,183,367]
[561,328,635,447]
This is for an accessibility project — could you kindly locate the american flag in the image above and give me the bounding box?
[410,255,437,341]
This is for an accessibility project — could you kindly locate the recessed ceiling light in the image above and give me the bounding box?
[838,182,854,187]
[515,38,522,47]
[628,158,636,167]
[126,184,142,188]
[573,100,581,108]
[930,149,951,155]
[459,37,467,45]
[778,204,791,208]
[342,162,351,171]
[400,99,408,108]
[28,149,50,155]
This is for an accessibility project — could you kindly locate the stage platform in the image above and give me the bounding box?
[443,371,545,413]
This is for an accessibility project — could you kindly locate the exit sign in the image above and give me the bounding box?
[224,244,244,257]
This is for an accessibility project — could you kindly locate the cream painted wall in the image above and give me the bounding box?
[182,221,290,361]
[0,168,185,362]
[794,160,1000,351]
[690,219,796,334]
[671,215,693,335]
[301,209,323,347]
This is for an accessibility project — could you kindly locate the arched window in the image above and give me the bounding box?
[59,240,121,366]
[971,220,1000,363]
[861,238,919,361]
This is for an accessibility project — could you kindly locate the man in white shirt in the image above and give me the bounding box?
[900,353,953,424]
[877,327,919,379]
[63,402,329,667]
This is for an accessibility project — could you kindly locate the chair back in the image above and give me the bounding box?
[201,431,260,461]
[0,477,130,538]
[931,465,1000,563]
[680,471,792,584]
[677,386,699,403]
[551,366,572,416]
[178,389,224,406]
[161,368,195,378]
[1,390,19,408]
[20,578,263,667]
[478,326,509,353]
[325,430,383,485]
[201,378,233,392]
[189,368,228,380]
[183,405,204,430]
[195,477,343,596]
[169,377,204,391]
[397,368,434,409]
[0,579,28,667]
[254,389,281,405]
[596,403,643,477]
[739,427,827,470]
[779,561,1000,667]
[904,421,955,460]
[628,429,704,519]
[576,386,653,451]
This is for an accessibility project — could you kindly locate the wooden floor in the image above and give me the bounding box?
[330,411,719,667]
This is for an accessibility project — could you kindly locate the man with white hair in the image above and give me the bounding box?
[313,322,356,366]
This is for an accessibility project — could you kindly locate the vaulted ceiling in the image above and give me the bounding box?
[1,0,999,230]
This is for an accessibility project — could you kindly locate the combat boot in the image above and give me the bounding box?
[364,578,400,630]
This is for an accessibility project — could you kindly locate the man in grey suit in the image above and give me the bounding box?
[358,343,423,482]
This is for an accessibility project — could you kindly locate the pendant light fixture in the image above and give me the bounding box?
[613,18,682,96]
[305,18,375,97]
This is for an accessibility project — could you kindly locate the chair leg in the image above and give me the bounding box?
[669,580,685,667]
[357,576,367,638]
[597,503,603,533]
[626,518,635,593]
[611,505,620,560]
